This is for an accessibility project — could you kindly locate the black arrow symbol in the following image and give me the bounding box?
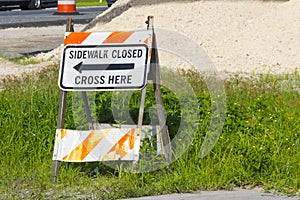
[73,62,135,73]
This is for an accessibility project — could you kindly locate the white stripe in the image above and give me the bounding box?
[53,129,86,160]
[58,0,75,5]
[123,30,152,45]
[81,32,112,45]
[64,32,72,39]
[89,128,131,160]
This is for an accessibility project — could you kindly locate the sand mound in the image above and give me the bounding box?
[88,0,299,74]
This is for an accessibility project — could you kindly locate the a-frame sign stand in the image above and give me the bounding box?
[51,17,171,183]
[144,16,171,158]
[50,18,73,183]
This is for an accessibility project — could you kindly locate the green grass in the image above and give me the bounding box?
[76,0,108,7]
[0,54,48,65]
[7,56,47,65]
[0,65,299,199]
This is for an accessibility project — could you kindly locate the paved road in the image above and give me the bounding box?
[0,6,107,29]
[0,24,85,57]
[0,6,107,57]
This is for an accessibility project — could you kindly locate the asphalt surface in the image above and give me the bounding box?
[0,6,107,57]
[0,25,85,57]
[0,6,107,29]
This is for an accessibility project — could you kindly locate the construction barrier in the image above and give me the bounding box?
[59,30,153,91]
[64,31,152,47]
[51,17,171,182]
[54,0,79,15]
[53,128,141,162]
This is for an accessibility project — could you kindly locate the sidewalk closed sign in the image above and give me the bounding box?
[58,31,153,91]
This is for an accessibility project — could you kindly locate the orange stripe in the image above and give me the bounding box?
[60,129,67,139]
[102,32,134,44]
[107,128,135,159]
[64,32,91,46]
[144,38,149,45]
[57,4,76,13]
[63,130,109,161]
[128,129,134,150]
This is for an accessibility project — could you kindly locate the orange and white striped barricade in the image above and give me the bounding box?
[58,30,153,91]
[53,128,141,162]
[51,17,170,182]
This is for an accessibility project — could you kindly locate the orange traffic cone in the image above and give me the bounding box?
[54,0,79,15]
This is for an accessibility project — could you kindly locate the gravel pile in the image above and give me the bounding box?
[88,0,299,74]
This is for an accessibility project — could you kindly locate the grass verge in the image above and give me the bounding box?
[0,53,49,65]
[76,0,108,7]
[0,65,299,199]
[7,56,48,65]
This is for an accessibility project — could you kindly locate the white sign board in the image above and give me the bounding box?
[59,44,149,91]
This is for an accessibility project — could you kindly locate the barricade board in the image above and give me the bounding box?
[58,31,153,91]
[53,128,141,162]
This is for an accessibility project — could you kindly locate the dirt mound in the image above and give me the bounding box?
[226,0,300,74]
[88,0,299,74]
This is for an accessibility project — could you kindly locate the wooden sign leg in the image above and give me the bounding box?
[51,18,74,183]
[137,88,147,128]
[147,16,172,160]
[51,90,67,183]
[152,40,171,160]
[82,91,94,130]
